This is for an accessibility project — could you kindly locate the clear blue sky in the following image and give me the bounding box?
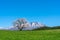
[0,0,60,27]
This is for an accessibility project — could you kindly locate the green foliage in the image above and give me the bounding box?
[52,26,60,29]
[0,29,60,40]
[34,26,60,30]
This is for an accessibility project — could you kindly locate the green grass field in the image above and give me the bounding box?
[0,29,60,40]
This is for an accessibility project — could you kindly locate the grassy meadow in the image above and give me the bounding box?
[0,29,60,40]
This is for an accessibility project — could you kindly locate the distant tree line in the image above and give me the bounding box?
[34,26,60,30]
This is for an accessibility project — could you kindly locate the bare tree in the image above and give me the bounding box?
[13,18,28,30]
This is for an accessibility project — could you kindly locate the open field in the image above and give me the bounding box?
[0,29,60,40]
